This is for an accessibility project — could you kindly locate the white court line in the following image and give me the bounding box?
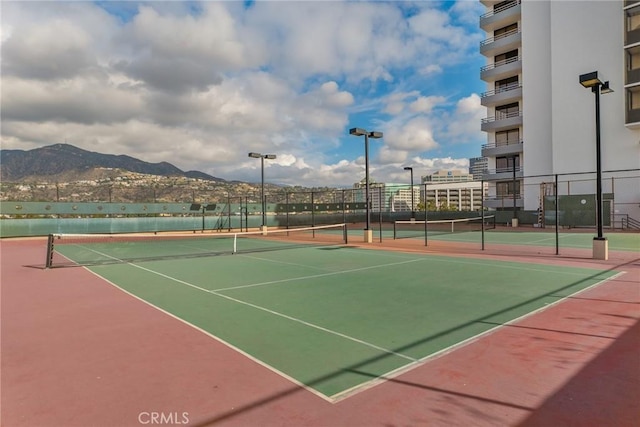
[80,268,335,403]
[73,241,607,283]
[82,245,418,364]
[238,253,338,272]
[129,264,418,363]
[329,269,627,401]
[366,248,604,277]
[71,244,626,402]
[216,258,425,292]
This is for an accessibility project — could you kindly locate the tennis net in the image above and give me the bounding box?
[45,223,348,268]
[393,216,496,239]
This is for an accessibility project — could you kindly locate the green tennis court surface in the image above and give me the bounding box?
[57,243,621,399]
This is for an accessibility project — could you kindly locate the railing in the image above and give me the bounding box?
[481,140,523,150]
[489,194,522,200]
[481,110,522,124]
[481,82,522,98]
[484,166,523,175]
[615,214,640,230]
[480,55,521,73]
[480,27,521,47]
[627,216,640,230]
[480,0,521,20]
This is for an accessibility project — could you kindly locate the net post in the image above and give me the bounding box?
[233,233,237,254]
[378,186,383,243]
[45,234,54,269]
[342,190,346,225]
[424,183,428,247]
[555,174,559,255]
[343,223,348,244]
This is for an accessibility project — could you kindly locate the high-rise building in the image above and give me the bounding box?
[479,0,639,221]
[422,170,474,183]
[424,181,487,212]
[469,157,488,180]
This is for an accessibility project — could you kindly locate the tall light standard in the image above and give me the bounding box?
[248,152,277,231]
[403,166,415,219]
[579,71,613,260]
[349,128,383,243]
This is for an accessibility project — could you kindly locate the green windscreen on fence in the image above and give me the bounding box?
[544,193,612,228]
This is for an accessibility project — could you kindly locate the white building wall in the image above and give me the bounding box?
[519,1,639,217]
[549,1,632,173]
[521,0,552,178]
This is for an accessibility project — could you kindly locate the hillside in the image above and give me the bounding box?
[0,143,224,182]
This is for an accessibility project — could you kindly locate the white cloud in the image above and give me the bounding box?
[1,1,485,188]
[419,64,442,76]
[409,96,446,114]
[450,1,487,26]
[384,117,439,153]
[444,93,486,143]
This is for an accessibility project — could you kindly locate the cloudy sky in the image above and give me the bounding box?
[1,0,487,187]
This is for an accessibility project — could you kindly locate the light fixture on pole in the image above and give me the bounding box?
[248,152,277,231]
[349,128,383,243]
[403,166,415,219]
[579,71,613,260]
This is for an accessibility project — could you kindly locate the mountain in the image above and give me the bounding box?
[0,143,225,182]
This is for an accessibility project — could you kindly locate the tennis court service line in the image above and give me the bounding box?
[132,261,419,362]
[237,253,340,273]
[215,257,425,292]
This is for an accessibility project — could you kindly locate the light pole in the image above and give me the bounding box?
[248,152,277,231]
[349,128,383,243]
[403,166,414,219]
[579,71,613,260]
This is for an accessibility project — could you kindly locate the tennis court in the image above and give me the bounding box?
[49,225,624,400]
[2,226,639,426]
[362,217,640,258]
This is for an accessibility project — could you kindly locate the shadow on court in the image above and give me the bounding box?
[189,260,638,426]
[517,319,640,427]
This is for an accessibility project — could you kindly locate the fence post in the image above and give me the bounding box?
[555,174,559,255]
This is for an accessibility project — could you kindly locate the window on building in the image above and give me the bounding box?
[628,46,640,71]
[496,181,520,197]
[628,85,640,110]
[495,76,519,92]
[494,23,518,39]
[495,102,519,119]
[496,155,520,172]
[493,1,517,14]
[627,6,640,32]
[495,129,520,146]
[494,50,519,65]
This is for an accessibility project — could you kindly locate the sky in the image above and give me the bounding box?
[1,0,488,187]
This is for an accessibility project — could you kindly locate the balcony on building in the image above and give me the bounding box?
[481,55,522,82]
[481,110,523,132]
[624,84,640,129]
[482,166,523,182]
[483,195,524,209]
[480,0,521,32]
[480,82,522,107]
[626,46,640,86]
[626,85,640,128]
[481,139,523,158]
[480,28,521,57]
[627,4,640,45]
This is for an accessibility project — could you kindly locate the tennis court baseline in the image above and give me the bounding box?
[55,236,622,400]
